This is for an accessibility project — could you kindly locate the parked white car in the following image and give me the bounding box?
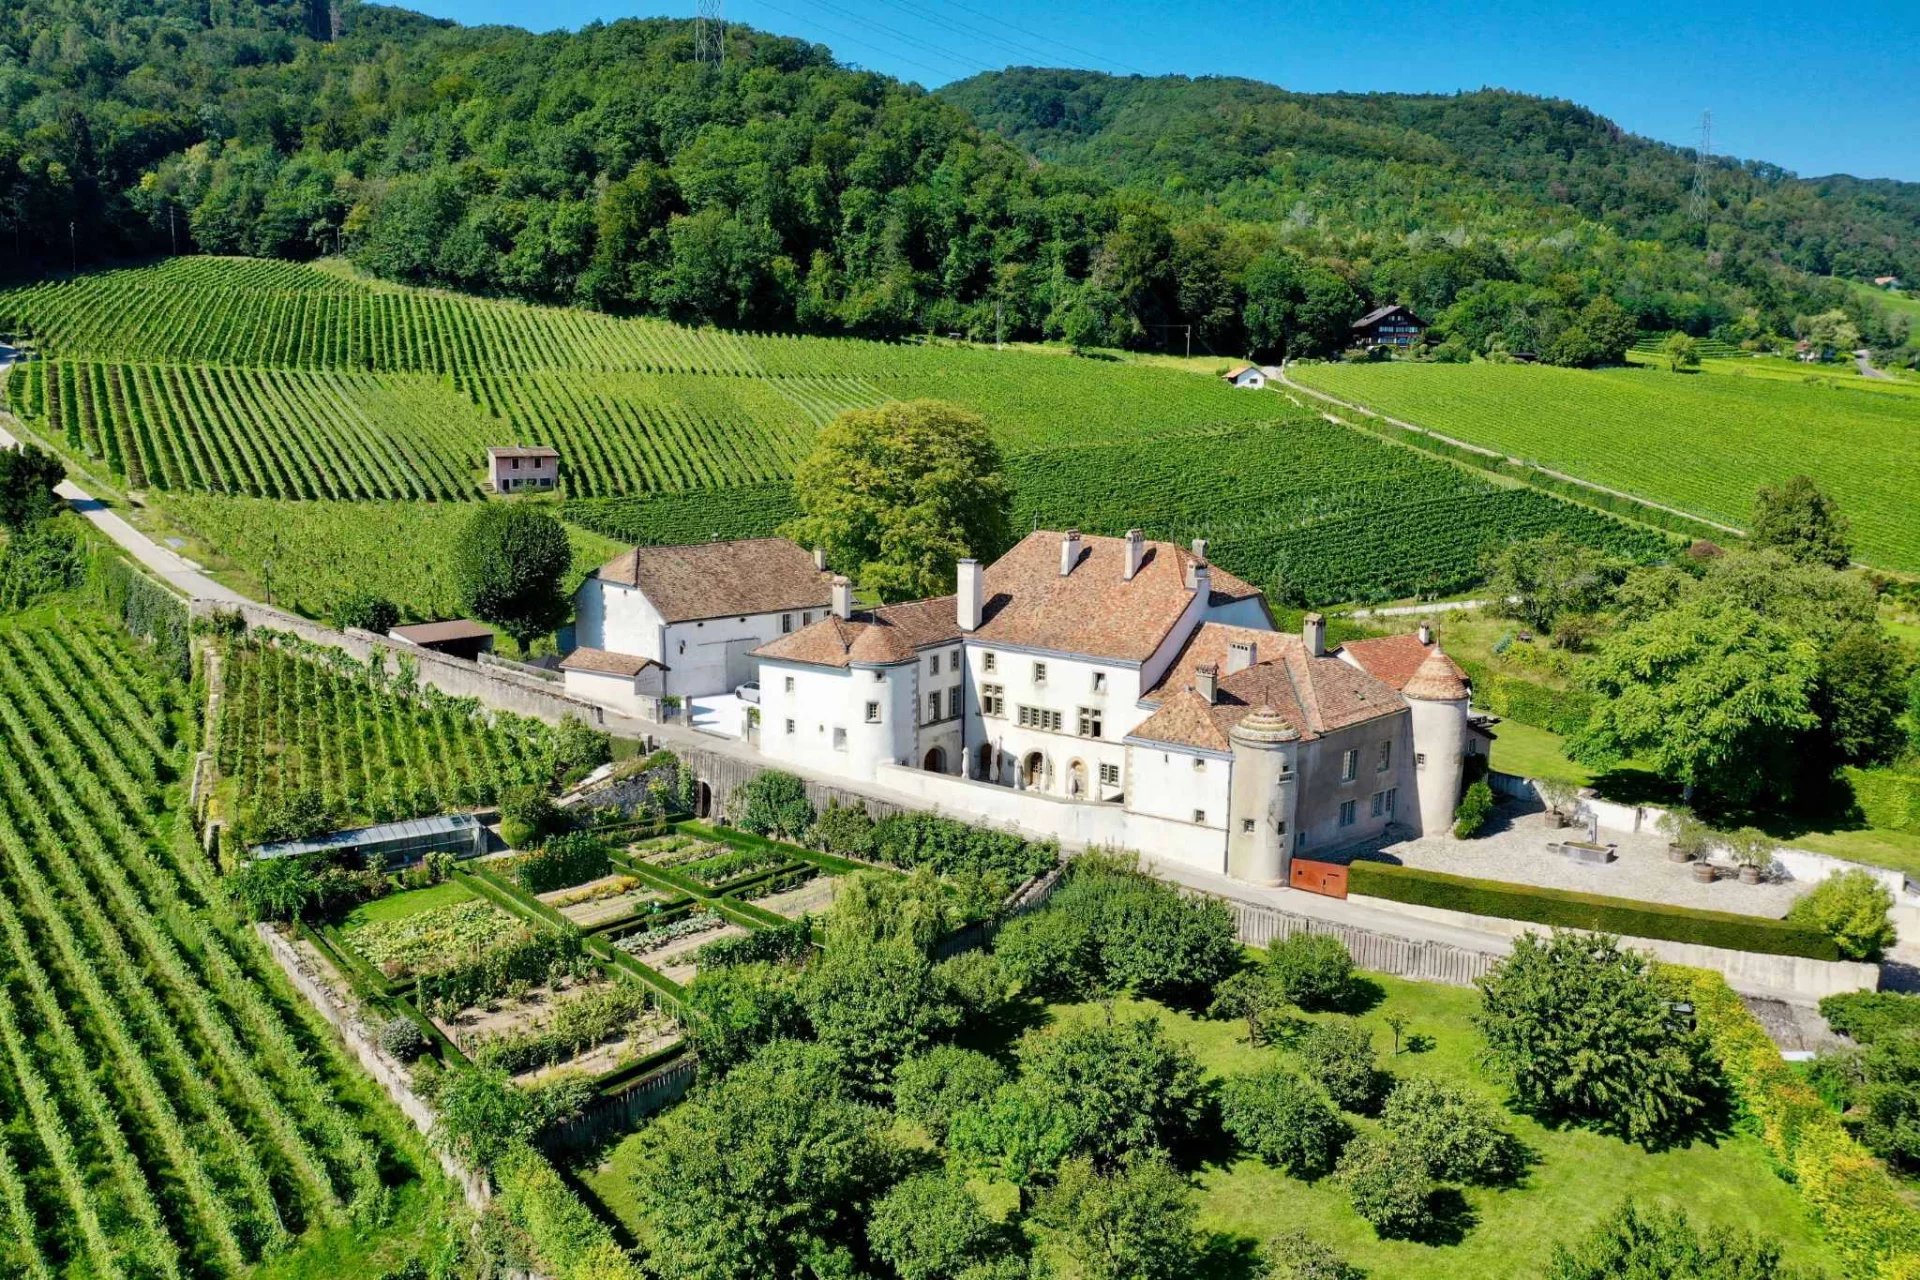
[735,680,761,704]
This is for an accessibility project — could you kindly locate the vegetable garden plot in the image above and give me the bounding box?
[0,614,406,1278]
[745,869,843,920]
[439,976,681,1082]
[539,875,669,930]
[345,898,530,982]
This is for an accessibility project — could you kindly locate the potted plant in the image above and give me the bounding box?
[1657,808,1711,864]
[1727,828,1776,885]
[1538,778,1578,830]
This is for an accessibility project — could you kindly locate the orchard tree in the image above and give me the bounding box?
[1659,331,1701,372]
[783,400,1012,601]
[1016,1015,1209,1168]
[1474,931,1714,1146]
[0,442,64,529]
[866,1172,1003,1280]
[1547,1200,1815,1280]
[1038,1155,1202,1280]
[452,502,572,653]
[681,962,808,1077]
[1482,531,1621,632]
[1751,474,1853,569]
[800,938,961,1091]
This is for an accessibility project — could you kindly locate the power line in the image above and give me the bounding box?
[784,0,1005,74]
[750,0,983,79]
[922,0,1147,76]
[695,0,725,66]
[871,0,1120,75]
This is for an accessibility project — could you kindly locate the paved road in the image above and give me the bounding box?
[1855,349,1892,381]
[0,405,249,604]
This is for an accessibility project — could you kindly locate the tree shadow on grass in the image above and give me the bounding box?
[1194,1231,1268,1280]
[1416,1187,1478,1247]
[1332,976,1387,1016]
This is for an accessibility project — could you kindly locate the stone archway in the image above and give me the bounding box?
[1022,751,1047,791]
[975,743,995,782]
[695,780,712,819]
[923,746,947,774]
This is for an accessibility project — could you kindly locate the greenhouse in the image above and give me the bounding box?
[250,813,487,866]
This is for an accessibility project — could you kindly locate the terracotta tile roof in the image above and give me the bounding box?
[971,531,1262,663]
[1402,647,1470,701]
[1336,634,1434,690]
[1131,623,1404,750]
[1224,364,1258,378]
[560,647,661,677]
[594,538,832,624]
[753,596,961,668]
[390,619,493,645]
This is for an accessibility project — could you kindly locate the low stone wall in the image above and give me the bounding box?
[192,599,608,728]
[255,924,493,1211]
[680,744,911,826]
[1347,894,1880,1001]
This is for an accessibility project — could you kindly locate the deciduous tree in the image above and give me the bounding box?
[1751,474,1853,568]
[452,503,571,653]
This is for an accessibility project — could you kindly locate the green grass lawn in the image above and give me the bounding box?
[1290,359,1920,571]
[572,979,1841,1277]
[342,878,476,931]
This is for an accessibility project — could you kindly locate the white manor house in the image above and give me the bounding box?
[569,530,1489,885]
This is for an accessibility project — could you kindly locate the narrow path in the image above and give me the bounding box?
[1348,599,1487,619]
[0,397,248,604]
[1274,366,1748,538]
[1856,349,1892,381]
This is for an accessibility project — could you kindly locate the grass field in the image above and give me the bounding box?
[572,979,1840,1278]
[0,258,1684,609]
[1290,359,1920,571]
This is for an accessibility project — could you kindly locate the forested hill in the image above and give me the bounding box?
[0,2,1913,355]
[941,69,1920,287]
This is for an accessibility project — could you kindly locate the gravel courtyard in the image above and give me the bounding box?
[1363,799,1811,918]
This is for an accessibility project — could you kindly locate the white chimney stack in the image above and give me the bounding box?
[1226,639,1257,675]
[957,558,983,632]
[831,575,853,620]
[1418,621,1433,646]
[1195,663,1219,704]
[1059,529,1082,577]
[1123,529,1144,581]
[1191,537,1209,563]
[813,545,827,571]
[1303,611,1326,658]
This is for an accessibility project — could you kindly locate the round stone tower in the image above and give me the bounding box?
[1226,704,1301,885]
[1403,646,1471,837]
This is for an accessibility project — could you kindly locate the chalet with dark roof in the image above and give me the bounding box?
[1351,304,1427,350]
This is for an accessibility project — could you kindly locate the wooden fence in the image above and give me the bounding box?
[540,1055,699,1154]
[1217,897,1503,988]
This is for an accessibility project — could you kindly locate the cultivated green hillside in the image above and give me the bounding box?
[0,258,1674,614]
[1288,360,1920,570]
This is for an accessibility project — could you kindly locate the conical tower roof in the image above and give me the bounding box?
[1402,646,1470,702]
[1231,703,1300,743]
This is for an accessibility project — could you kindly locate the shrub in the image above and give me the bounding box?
[1787,870,1897,961]
[378,1014,430,1063]
[1452,779,1495,838]
[809,801,876,857]
[1262,1231,1364,1280]
[1018,1015,1209,1168]
[1336,1134,1433,1239]
[681,963,807,1078]
[1379,1078,1521,1185]
[935,949,1014,1026]
[1475,932,1715,1146]
[1346,861,1839,960]
[992,856,1236,1002]
[512,832,610,894]
[1218,1065,1347,1178]
[1545,1198,1815,1280]
[335,592,400,635]
[894,1046,1008,1143]
[1857,1033,1920,1172]
[1265,933,1356,1011]
[1819,991,1920,1045]
[696,917,814,968]
[867,810,1057,888]
[1298,1019,1378,1113]
[492,1143,644,1280]
[549,716,612,785]
[867,1171,1001,1280]
[500,784,562,850]
[731,771,816,840]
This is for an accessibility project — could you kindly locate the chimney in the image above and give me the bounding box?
[1191,537,1209,563]
[1303,611,1326,658]
[1195,663,1219,705]
[831,575,853,621]
[1226,639,1257,675]
[813,546,827,571]
[1185,538,1211,589]
[956,558,983,632]
[1417,621,1433,646]
[1123,529,1145,581]
[1059,529,1082,577]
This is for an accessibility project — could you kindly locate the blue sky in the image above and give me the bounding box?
[410,0,1920,182]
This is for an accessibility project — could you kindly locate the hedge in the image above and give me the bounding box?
[1453,658,1595,736]
[1679,968,1920,1278]
[1845,767,1920,832]
[1346,862,1840,961]
[493,1142,645,1280]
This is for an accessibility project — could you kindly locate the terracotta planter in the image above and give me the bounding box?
[1738,864,1763,885]
[1692,862,1717,883]
[1666,843,1693,863]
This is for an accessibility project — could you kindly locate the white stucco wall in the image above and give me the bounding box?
[1125,742,1233,830]
[577,577,825,700]
[964,645,1138,799]
[562,667,658,719]
[574,578,664,667]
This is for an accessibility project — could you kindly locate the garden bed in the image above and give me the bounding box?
[607,909,743,986]
[343,893,531,981]
[746,869,842,919]
[432,974,682,1082]
[540,874,669,929]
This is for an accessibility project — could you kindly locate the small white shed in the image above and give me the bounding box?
[1222,364,1267,389]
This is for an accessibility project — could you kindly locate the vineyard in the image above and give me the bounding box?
[212,634,559,831]
[1289,360,1920,571]
[154,494,624,621]
[0,613,425,1278]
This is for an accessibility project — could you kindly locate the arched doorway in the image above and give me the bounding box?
[1022,751,1047,791]
[975,743,995,782]
[923,746,947,774]
[1067,759,1087,799]
[695,781,712,819]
